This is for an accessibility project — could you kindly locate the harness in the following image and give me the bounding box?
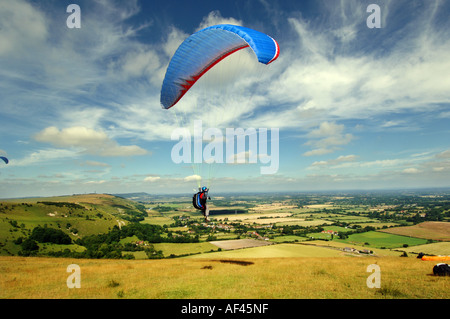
[193,191,207,210]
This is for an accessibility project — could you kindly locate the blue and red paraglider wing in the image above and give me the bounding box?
[160,24,279,109]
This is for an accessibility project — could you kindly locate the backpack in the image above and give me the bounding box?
[433,263,450,276]
[193,192,204,210]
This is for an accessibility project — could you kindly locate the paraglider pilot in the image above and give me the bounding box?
[193,186,210,221]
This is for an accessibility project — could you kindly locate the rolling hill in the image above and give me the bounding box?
[0,194,148,256]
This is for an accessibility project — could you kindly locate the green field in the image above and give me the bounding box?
[301,240,404,257]
[153,242,219,257]
[337,231,429,249]
[142,216,173,226]
[119,242,220,259]
[271,235,307,243]
[325,215,379,223]
[275,220,333,227]
[352,222,400,229]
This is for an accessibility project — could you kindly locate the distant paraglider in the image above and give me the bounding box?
[0,156,8,165]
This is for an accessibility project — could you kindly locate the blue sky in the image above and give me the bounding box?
[1,0,450,198]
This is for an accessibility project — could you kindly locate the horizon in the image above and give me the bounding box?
[2,186,450,201]
[1,0,450,198]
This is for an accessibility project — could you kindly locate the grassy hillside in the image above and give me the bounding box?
[0,194,148,256]
[1,256,448,299]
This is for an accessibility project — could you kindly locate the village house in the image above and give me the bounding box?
[321,230,339,236]
[247,231,269,241]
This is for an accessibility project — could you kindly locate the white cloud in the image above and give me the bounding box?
[303,148,333,157]
[307,121,348,138]
[360,159,404,168]
[184,174,201,182]
[2,1,450,197]
[3,1,449,138]
[303,122,354,156]
[34,126,148,157]
[253,3,450,132]
[122,49,160,78]
[82,160,111,167]
[196,11,243,31]
[144,176,161,182]
[226,151,256,164]
[85,180,106,185]
[306,149,450,184]
[61,108,108,130]
[162,26,189,57]
[424,149,450,173]
[0,0,48,56]
[402,168,420,174]
[11,148,79,167]
[436,150,450,159]
[311,155,358,168]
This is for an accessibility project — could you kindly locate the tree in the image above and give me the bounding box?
[30,226,72,244]
[21,238,39,253]
[338,233,348,239]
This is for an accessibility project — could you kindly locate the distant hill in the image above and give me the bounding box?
[113,192,153,201]
[113,192,192,203]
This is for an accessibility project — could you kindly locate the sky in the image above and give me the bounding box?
[0,0,450,198]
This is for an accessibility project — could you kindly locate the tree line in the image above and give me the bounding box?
[17,222,198,259]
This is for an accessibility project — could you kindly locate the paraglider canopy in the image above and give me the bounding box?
[0,157,8,164]
[160,24,280,190]
[160,24,279,109]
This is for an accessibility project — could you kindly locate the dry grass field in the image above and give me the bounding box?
[215,212,293,222]
[188,243,345,258]
[303,204,334,209]
[249,203,297,212]
[209,239,272,250]
[380,222,450,241]
[402,242,450,256]
[1,256,448,299]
